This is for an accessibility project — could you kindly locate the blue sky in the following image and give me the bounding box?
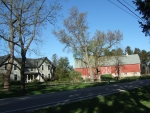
[4,0,149,67]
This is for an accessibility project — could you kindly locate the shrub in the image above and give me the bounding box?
[101,74,112,81]
[31,79,41,89]
[69,70,82,82]
[139,75,150,80]
[10,80,21,85]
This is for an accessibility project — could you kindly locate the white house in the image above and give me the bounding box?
[0,54,55,82]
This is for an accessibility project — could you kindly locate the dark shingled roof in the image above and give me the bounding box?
[16,57,52,68]
[0,54,10,67]
[0,55,52,68]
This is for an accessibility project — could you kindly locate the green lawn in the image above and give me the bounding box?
[0,82,107,99]
[31,85,150,113]
[0,75,150,99]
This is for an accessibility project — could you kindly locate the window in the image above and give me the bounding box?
[42,74,44,77]
[31,68,33,71]
[134,72,137,74]
[14,74,17,81]
[5,64,7,70]
[14,64,17,70]
[42,65,44,70]
[48,74,50,79]
[48,65,50,70]
[124,72,127,75]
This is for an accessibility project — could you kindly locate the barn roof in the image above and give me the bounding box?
[74,54,140,68]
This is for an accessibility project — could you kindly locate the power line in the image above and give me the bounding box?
[108,0,140,21]
[122,0,135,10]
[117,0,145,23]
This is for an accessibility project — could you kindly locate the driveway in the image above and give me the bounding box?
[0,79,150,113]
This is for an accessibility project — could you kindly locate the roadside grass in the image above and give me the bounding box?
[31,85,150,113]
[0,82,107,99]
[0,75,150,99]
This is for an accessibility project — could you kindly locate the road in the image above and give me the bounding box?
[0,79,150,113]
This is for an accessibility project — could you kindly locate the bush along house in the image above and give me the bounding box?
[0,54,55,83]
[74,54,141,80]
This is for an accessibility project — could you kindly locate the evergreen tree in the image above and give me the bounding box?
[125,46,133,55]
[133,0,150,36]
[55,57,73,81]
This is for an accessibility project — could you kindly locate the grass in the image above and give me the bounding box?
[0,82,107,99]
[31,85,150,113]
[0,75,150,99]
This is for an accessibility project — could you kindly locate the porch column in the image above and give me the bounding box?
[27,75,28,83]
[33,75,34,80]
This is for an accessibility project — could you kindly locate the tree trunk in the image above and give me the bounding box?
[116,65,120,82]
[3,63,12,91]
[96,67,101,82]
[3,43,14,91]
[89,65,93,80]
[3,1,15,91]
[85,47,93,81]
[20,49,26,95]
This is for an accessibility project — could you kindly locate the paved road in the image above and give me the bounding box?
[0,79,150,113]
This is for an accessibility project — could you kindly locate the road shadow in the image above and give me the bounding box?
[34,85,150,113]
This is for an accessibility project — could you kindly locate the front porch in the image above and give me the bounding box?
[25,72,40,83]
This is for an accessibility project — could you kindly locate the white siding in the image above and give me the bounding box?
[0,58,53,82]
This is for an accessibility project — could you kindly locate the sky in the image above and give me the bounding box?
[1,0,149,67]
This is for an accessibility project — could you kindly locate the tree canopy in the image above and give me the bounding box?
[53,6,94,80]
[0,0,62,93]
[53,7,123,81]
[133,0,150,36]
[125,46,133,55]
[55,57,73,81]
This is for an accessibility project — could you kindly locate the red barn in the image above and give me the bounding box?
[75,54,141,80]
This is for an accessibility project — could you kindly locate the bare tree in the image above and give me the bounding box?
[53,7,94,80]
[0,0,62,93]
[0,0,16,91]
[111,48,124,81]
[89,30,123,81]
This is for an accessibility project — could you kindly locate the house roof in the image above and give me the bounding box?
[74,54,140,68]
[16,57,52,68]
[0,54,10,67]
[0,55,52,68]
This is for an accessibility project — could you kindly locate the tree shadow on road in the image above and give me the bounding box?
[34,85,150,113]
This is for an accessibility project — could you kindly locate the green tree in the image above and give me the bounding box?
[51,54,58,67]
[111,48,124,56]
[133,0,150,36]
[69,70,82,83]
[89,30,123,81]
[140,50,147,74]
[133,48,141,55]
[55,57,73,81]
[51,54,58,80]
[104,49,112,56]
[53,7,94,80]
[140,50,147,65]
[125,46,133,55]
[147,51,150,61]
